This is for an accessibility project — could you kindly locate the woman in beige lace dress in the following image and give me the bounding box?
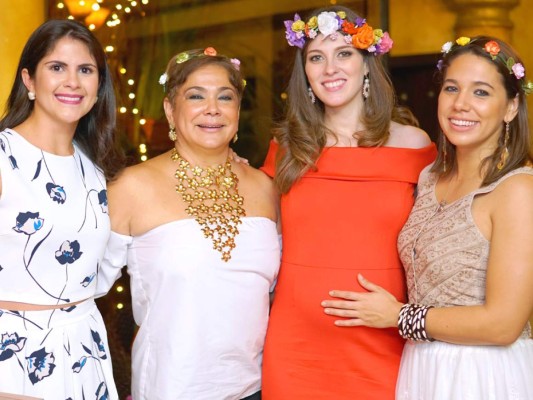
[320,36,533,399]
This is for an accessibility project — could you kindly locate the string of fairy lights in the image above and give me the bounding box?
[56,0,150,30]
[54,0,151,163]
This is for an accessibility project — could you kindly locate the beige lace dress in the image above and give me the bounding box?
[396,165,533,400]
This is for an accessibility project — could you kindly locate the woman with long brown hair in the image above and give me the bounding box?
[261,5,436,399]
[0,19,122,399]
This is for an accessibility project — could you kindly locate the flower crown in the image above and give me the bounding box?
[438,37,533,95]
[284,11,393,55]
[158,47,243,91]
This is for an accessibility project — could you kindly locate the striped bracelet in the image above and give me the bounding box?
[398,303,435,342]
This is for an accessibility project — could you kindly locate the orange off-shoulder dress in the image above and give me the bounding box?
[260,140,437,400]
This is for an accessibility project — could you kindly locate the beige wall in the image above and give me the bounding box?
[389,0,456,56]
[0,0,45,111]
[390,0,533,119]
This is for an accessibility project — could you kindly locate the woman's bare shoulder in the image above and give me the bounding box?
[491,171,533,205]
[235,163,275,190]
[387,121,432,149]
[108,152,171,208]
[234,163,278,221]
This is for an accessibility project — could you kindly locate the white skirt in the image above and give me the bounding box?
[396,339,533,400]
[0,300,118,400]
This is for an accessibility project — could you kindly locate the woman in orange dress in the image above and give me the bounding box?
[261,6,436,399]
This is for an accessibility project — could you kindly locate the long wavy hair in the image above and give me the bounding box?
[431,36,533,185]
[0,19,124,180]
[274,5,418,193]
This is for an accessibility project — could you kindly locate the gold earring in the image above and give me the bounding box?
[497,122,510,170]
[169,126,177,141]
[233,133,238,143]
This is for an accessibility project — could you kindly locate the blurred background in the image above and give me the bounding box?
[1,1,532,398]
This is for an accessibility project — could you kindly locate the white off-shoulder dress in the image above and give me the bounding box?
[101,217,280,400]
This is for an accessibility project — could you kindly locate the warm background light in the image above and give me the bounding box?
[84,6,110,30]
[64,0,93,17]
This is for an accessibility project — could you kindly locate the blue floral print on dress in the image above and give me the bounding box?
[55,240,83,265]
[96,381,109,400]
[80,272,96,287]
[32,151,68,204]
[71,331,107,373]
[0,332,27,362]
[0,129,115,397]
[46,182,67,204]
[91,330,108,360]
[72,356,88,373]
[8,153,17,169]
[13,212,72,304]
[12,211,44,235]
[26,347,56,384]
[0,133,19,169]
[98,190,108,214]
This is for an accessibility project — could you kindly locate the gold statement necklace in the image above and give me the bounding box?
[171,148,245,262]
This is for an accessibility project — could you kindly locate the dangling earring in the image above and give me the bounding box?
[28,91,35,101]
[233,133,238,143]
[442,134,448,173]
[497,121,510,170]
[308,87,316,104]
[363,75,370,100]
[168,126,177,141]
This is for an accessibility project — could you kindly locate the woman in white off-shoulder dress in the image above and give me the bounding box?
[100,48,280,400]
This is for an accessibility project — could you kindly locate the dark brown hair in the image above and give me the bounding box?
[432,36,532,185]
[274,5,418,193]
[0,19,124,180]
[163,49,245,107]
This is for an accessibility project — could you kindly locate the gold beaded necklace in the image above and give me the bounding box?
[171,148,245,262]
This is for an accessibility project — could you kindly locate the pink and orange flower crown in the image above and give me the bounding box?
[438,37,533,95]
[284,10,393,55]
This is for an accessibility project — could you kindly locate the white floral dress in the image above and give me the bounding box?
[0,129,117,400]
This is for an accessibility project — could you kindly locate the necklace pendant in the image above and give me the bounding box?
[171,148,245,262]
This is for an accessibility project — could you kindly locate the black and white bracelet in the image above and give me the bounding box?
[398,303,435,342]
